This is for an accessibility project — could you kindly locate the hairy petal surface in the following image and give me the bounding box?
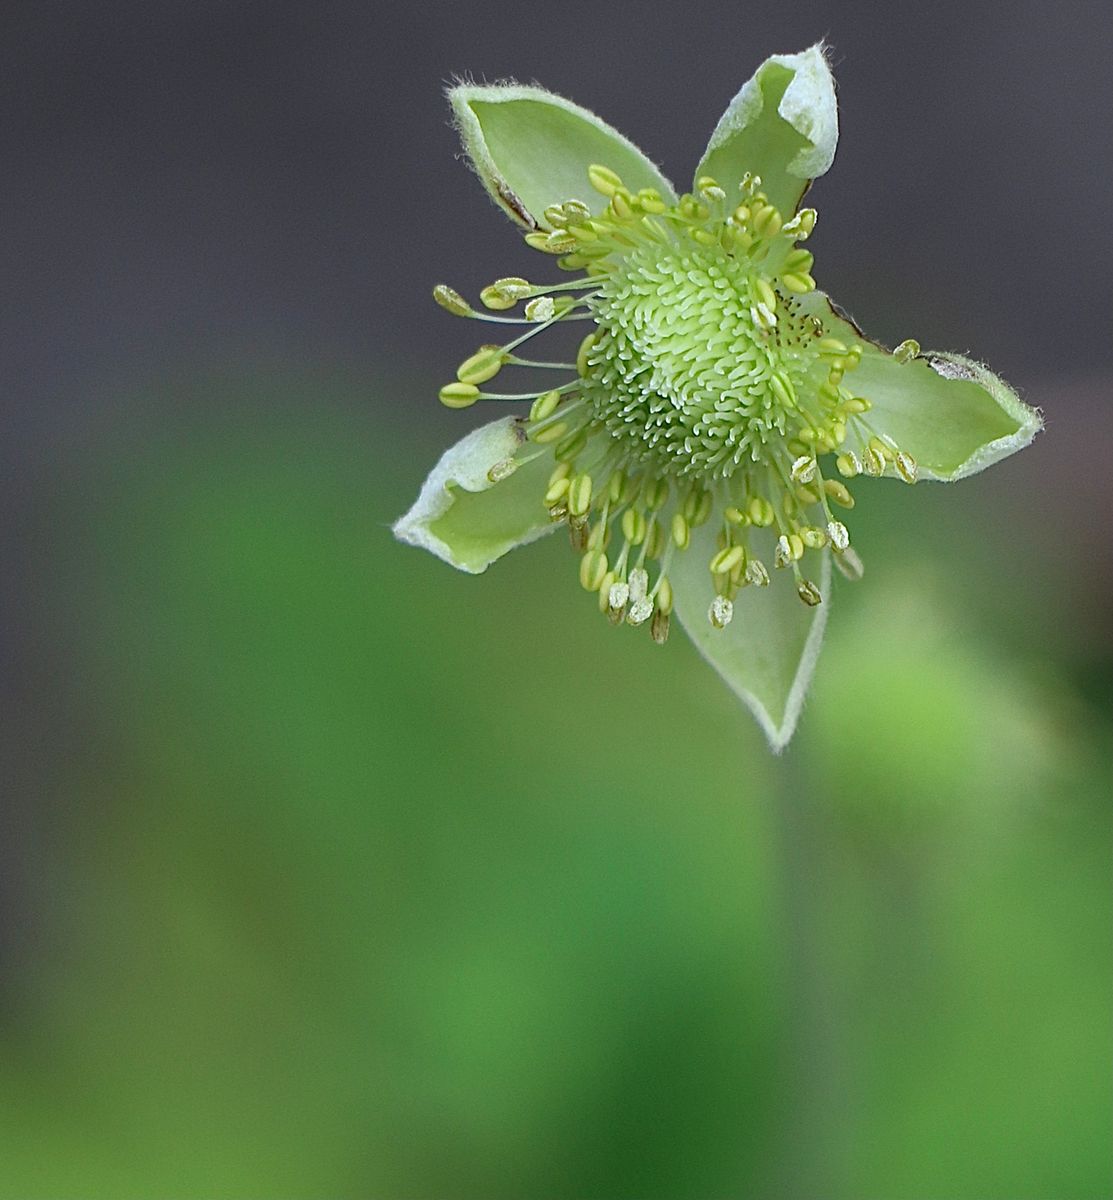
[695,44,837,217]
[449,83,676,229]
[808,295,1042,480]
[393,418,555,573]
[671,525,831,752]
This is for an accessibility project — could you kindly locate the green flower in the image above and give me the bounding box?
[394,45,1041,750]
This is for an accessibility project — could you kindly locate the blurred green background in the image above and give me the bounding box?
[2,4,1110,1198]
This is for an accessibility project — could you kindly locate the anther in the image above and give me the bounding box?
[826,520,850,551]
[836,451,861,478]
[745,559,770,587]
[587,164,624,197]
[823,478,856,508]
[628,567,649,604]
[530,420,568,444]
[797,579,823,607]
[438,382,480,409]
[568,473,593,516]
[456,347,504,385]
[710,545,744,576]
[486,457,518,484]
[579,549,609,592]
[895,451,919,484]
[671,512,690,549]
[769,370,796,408]
[525,296,555,322]
[544,476,570,505]
[621,507,647,545]
[655,575,674,615]
[747,496,775,526]
[650,609,671,645]
[608,581,630,611]
[893,338,920,363]
[433,284,473,316]
[530,389,562,423]
[627,598,653,626]
[791,455,816,483]
[708,595,734,629]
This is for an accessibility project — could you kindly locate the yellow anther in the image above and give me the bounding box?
[656,575,674,615]
[732,203,751,226]
[869,436,894,462]
[456,347,504,385]
[827,365,845,386]
[781,273,816,294]
[788,533,805,560]
[587,164,624,196]
[530,389,562,423]
[637,192,667,215]
[797,579,823,607]
[548,461,571,485]
[751,203,783,238]
[843,396,871,414]
[769,370,796,409]
[724,505,748,525]
[542,204,569,228]
[818,337,848,358]
[621,507,647,545]
[576,333,596,377]
[433,284,472,316]
[607,470,627,503]
[438,381,480,409]
[579,549,609,592]
[568,473,593,517]
[796,208,817,236]
[710,545,745,576]
[587,520,608,551]
[524,296,555,322]
[823,478,856,508]
[568,222,598,243]
[754,277,778,314]
[671,512,690,549]
[563,199,591,222]
[784,248,814,274]
[844,344,863,368]
[479,285,517,311]
[800,526,827,549]
[610,190,634,220]
[893,338,920,363]
[862,446,885,476]
[530,420,568,445]
[545,229,578,253]
[598,570,617,614]
[557,253,590,270]
[646,521,665,560]
[795,485,819,506]
[543,477,569,505]
[896,451,919,484]
[689,227,718,247]
[748,496,775,526]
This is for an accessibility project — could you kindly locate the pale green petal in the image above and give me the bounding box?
[671,525,831,752]
[449,83,676,229]
[807,294,1042,480]
[393,417,555,573]
[695,44,837,217]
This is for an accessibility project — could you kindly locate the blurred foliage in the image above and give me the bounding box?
[0,370,1109,1199]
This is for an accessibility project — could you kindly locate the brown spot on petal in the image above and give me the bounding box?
[496,179,538,229]
[927,356,976,382]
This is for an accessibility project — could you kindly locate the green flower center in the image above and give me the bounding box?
[583,241,822,478]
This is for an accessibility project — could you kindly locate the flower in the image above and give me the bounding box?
[393,45,1041,750]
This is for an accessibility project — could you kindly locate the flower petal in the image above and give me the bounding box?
[671,525,831,752]
[809,295,1042,480]
[695,44,837,218]
[449,83,677,229]
[393,417,556,573]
